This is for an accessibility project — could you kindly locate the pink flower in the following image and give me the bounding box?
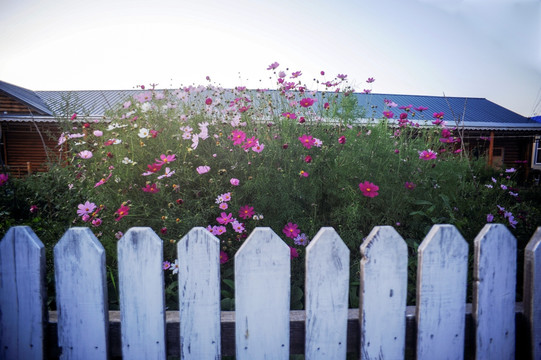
[196,166,210,174]
[324,102,330,110]
[337,74,347,80]
[252,141,265,153]
[404,182,416,190]
[363,89,371,94]
[299,170,309,178]
[231,129,246,145]
[156,154,176,165]
[232,221,245,233]
[366,77,375,83]
[359,181,379,198]
[0,173,8,186]
[433,112,444,119]
[115,204,130,221]
[282,112,297,120]
[70,113,77,121]
[414,106,428,112]
[242,137,257,150]
[290,247,299,259]
[283,222,300,239]
[77,201,97,217]
[163,261,171,270]
[93,130,103,137]
[205,98,212,105]
[92,218,102,227]
[290,71,302,78]
[298,134,315,149]
[304,155,312,163]
[299,98,315,107]
[338,136,346,144]
[230,178,240,186]
[320,71,325,75]
[219,202,228,210]
[30,205,39,213]
[216,212,233,225]
[419,150,437,160]
[142,183,160,193]
[299,116,305,124]
[267,62,279,70]
[239,205,254,219]
[220,251,229,264]
[94,173,112,188]
[78,150,93,159]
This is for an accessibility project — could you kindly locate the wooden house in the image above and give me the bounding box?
[2,80,541,182]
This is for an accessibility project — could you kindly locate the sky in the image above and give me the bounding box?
[1,0,540,117]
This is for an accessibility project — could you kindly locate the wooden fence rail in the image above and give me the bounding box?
[1,224,540,359]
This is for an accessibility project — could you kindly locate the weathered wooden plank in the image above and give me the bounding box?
[117,227,166,359]
[0,226,46,360]
[416,224,469,360]
[177,227,221,359]
[305,227,349,359]
[54,227,108,359]
[473,223,516,360]
[235,227,290,359]
[524,227,541,360]
[360,225,407,360]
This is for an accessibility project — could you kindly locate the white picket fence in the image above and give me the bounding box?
[0,224,540,359]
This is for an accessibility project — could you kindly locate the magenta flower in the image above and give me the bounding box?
[92,218,102,227]
[324,102,330,110]
[230,178,240,186]
[242,137,257,150]
[283,222,301,239]
[337,74,347,80]
[290,71,302,78]
[383,111,394,119]
[290,247,299,259]
[299,98,315,107]
[196,165,211,174]
[77,201,97,217]
[0,173,8,186]
[205,98,212,105]
[78,150,93,159]
[366,77,375,83]
[298,134,315,149]
[299,170,309,178]
[304,155,312,163]
[220,251,229,264]
[216,212,233,225]
[282,112,297,120]
[30,205,39,213]
[359,181,379,198]
[419,150,437,160]
[267,62,279,70]
[163,261,171,270]
[94,173,112,188]
[338,136,346,144]
[404,182,416,190]
[239,205,255,220]
[70,113,77,121]
[231,129,246,145]
[433,112,444,119]
[414,106,428,112]
[142,183,160,193]
[363,89,371,94]
[115,204,130,221]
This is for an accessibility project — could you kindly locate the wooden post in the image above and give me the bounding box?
[488,131,495,167]
[524,227,541,360]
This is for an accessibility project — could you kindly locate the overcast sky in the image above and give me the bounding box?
[1,0,540,117]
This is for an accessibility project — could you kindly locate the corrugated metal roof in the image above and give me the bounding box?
[35,89,141,117]
[0,80,53,115]
[1,82,540,131]
[353,93,541,130]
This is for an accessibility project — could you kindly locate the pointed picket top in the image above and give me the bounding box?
[54,227,108,360]
[416,224,469,360]
[177,227,221,360]
[305,227,349,359]
[0,226,46,360]
[235,227,290,360]
[118,227,166,359]
[524,227,541,360]
[473,224,516,360]
[360,226,407,360]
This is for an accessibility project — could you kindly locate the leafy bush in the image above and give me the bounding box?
[1,64,539,309]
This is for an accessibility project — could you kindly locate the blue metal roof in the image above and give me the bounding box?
[0,80,53,115]
[353,93,540,130]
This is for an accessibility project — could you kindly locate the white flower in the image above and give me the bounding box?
[141,102,152,113]
[170,259,180,274]
[138,128,150,138]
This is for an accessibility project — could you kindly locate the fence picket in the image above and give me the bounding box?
[118,227,166,359]
[305,227,349,359]
[0,226,46,360]
[416,225,469,360]
[360,226,407,360]
[472,224,517,359]
[54,227,108,359]
[235,227,290,359]
[524,227,541,360]
[177,227,221,359]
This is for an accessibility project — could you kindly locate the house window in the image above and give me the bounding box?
[492,147,504,168]
[533,136,541,170]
